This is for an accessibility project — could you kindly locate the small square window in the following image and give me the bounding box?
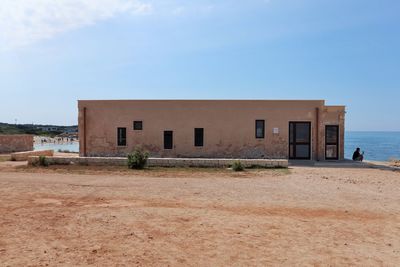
[133,121,143,130]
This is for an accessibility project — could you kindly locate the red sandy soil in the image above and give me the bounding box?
[0,163,399,266]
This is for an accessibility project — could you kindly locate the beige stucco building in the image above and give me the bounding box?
[78,100,345,160]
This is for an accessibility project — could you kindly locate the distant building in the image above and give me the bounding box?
[36,126,60,132]
[78,100,345,160]
[64,127,78,134]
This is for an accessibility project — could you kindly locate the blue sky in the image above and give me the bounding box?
[0,0,399,130]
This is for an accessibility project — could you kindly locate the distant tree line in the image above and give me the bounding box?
[0,123,77,138]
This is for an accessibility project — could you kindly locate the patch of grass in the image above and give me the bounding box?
[15,163,291,178]
[38,156,49,167]
[271,168,291,175]
[0,157,9,162]
[247,165,289,171]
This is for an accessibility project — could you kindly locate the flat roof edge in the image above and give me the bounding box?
[325,105,346,108]
[78,99,326,102]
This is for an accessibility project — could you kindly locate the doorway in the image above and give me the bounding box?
[289,122,311,160]
[325,125,339,160]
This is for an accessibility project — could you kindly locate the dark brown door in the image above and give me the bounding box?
[325,125,339,160]
[289,122,311,160]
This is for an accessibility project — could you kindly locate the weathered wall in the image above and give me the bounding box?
[78,100,345,160]
[0,135,34,153]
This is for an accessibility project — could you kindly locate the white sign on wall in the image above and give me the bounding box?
[273,128,279,134]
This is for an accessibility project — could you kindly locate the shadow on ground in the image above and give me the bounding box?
[290,159,400,171]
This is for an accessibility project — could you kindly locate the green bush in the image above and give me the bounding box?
[127,146,149,170]
[232,161,244,172]
[38,156,49,167]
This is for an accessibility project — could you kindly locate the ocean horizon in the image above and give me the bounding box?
[345,131,400,162]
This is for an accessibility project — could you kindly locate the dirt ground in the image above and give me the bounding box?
[0,163,399,266]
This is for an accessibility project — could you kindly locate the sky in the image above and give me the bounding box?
[0,0,399,130]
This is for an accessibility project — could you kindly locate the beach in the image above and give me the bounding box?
[34,136,79,153]
[0,164,399,266]
[34,136,77,144]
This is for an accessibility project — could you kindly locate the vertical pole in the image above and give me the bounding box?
[316,107,320,161]
[83,107,87,157]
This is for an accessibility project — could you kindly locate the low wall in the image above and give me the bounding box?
[28,156,288,168]
[0,135,34,153]
[0,154,11,161]
[11,150,54,161]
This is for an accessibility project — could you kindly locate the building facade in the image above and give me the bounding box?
[78,100,345,160]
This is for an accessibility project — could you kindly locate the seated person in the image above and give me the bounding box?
[352,148,364,161]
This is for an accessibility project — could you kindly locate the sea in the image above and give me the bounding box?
[34,142,79,153]
[345,131,400,161]
[33,132,400,162]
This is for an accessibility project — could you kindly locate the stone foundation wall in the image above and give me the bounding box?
[28,156,288,168]
[0,135,34,153]
[11,150,54,161]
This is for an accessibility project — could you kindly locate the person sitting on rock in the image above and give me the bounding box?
[352,148,364,162]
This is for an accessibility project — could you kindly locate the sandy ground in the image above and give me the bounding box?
[0,164,399,266]
[391,160,400,167]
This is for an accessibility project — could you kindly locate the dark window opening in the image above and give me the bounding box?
[325,125,339,160]
[117,127,127,146]
[255,120,265,139]
[133,121,143,130]
[164,131,173,149]
[194,128,204,147]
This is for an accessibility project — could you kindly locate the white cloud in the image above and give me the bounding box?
[0,0,152,50]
